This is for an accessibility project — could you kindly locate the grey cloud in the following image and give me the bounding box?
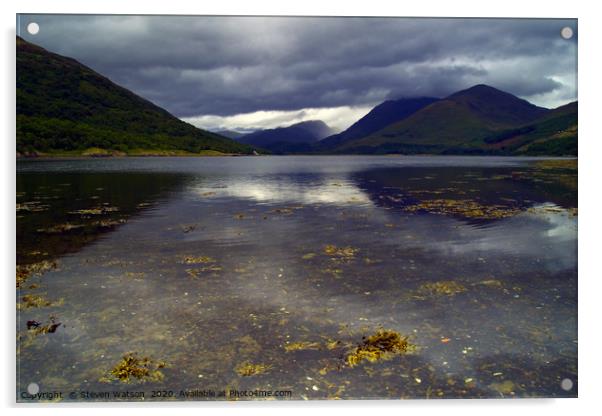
[19,15,577,117]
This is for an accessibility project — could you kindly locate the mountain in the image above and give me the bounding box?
[16,36,254,156]
[334,84,570,155]
[481,101,577,155]
[447,84,548,126]
[236,120,335,153]
[317,97,439,149]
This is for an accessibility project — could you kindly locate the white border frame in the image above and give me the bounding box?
[2,1,600,415]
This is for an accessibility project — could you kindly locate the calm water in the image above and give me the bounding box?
[16,156,577,400]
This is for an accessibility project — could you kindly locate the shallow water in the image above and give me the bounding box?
[16,156,577,400]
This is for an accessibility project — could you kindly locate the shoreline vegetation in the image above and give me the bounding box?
[16,148,244,158]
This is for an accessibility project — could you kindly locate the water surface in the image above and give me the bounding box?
[16,156,577,400]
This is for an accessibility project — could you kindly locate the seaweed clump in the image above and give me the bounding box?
[235,362,271,377]
[181,255,215,264]
[36,223,85,234]
[18,294,63,309]
[346,329,413,367]
[404,199,520,220]
[27,317,61,335]
[533,159,577,170]
[101,353,166,384]
[16,260,57,288]
[284,341,322,352]
[418,281,467,297]
[324,245,358,258]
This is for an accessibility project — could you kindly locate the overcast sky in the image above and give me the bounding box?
[19,15,577,132]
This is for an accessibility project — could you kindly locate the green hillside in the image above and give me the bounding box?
[16,37,255,156]
[335,85,576,156]
[483,102,577,156]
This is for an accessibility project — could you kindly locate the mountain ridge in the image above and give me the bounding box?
[318,97,440,149]
[333,84,575,155]
[16,36,255,156]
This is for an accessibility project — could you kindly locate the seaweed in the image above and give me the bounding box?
[26,320,40,329]
[474,279,504,289]
[489,380,516,396]
[36,223,85,234]
[94,219,127,228]
[181,255,216,264]
[18,294,63,309]
[180,224,197,233]
[101,352,166,384]
[185,265,222,278]
[16,260,57,288]
[284,341,322,352]
[235,362,271,377]
[324,245,359,258]
[346,329,413,367]
[417,281,467,296]
[124,272,145,280]
[533,159,577,170]
[27,317,61,335]
[403,199,520,220]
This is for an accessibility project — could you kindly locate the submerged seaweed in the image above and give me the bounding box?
[324,245,359,258]
[284,341,322,352]
[16,157,577,400]
[18,294,63,309]
[101,353,166,384]
[181,255,216,264]
[404,199,520,220]
[16,260,57,288]
[36,223,85,234]
[235,361,271,377]
[27,317,61,335]
[346,330,413,367]
[417,281,467,297]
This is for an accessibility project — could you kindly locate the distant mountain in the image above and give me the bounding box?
[318,97,439,149]
[335,84,573,155]
[236,120,335,153]
[16,37,254,156]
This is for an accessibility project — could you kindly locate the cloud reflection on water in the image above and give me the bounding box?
[193,176,373,207]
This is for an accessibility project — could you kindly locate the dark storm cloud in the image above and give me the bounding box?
[19,15,577,117]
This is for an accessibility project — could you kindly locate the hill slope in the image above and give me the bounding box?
[213,130,246,139]
[482,101,577,155]
[16,37,254,156]
[237,120,335,153]
[336,85,565,154]
[318,97,439,149]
